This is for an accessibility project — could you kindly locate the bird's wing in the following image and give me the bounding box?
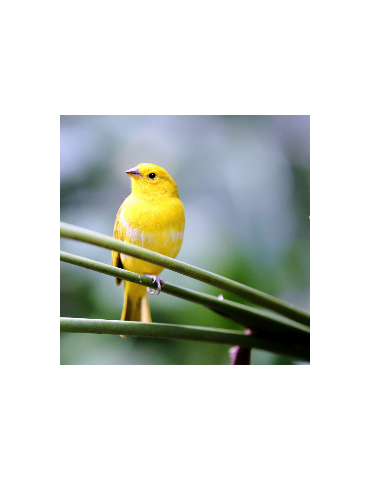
[112,203,126,285]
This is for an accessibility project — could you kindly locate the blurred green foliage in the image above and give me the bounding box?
[60,115,309,365]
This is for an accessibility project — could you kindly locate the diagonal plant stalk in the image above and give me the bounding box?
[61,251,309,347]
[60,318,310,362]
[60,222,310,326]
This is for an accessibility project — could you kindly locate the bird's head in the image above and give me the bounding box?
[126,163,180,199]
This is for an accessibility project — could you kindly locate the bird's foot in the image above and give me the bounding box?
[145,275,165,295]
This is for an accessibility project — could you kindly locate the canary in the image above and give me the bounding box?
[112,163,185,332]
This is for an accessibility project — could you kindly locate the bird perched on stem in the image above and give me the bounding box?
[112,163,185,335]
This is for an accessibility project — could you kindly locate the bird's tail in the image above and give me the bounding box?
[120,281,151,338]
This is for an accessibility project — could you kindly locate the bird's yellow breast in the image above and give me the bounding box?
[115,193,185,276]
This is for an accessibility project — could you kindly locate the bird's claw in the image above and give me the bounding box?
[145,275,165,295]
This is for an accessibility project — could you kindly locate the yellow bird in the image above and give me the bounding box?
[112,163,185,330]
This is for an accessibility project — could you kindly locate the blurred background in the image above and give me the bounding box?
[60,115,309,365]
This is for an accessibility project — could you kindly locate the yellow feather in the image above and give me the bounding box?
[112,163,185,336]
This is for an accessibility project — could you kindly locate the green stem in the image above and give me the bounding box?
[60,222,310,326]
[61,251,309,345]
[60,318,310,362]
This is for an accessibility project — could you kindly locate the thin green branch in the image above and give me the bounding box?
[60,318,310,362]
[61,251,309,346]
[60,222,310,326]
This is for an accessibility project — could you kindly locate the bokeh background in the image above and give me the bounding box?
[60,115,310,365]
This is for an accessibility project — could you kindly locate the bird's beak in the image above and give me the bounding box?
[126,167,142,178]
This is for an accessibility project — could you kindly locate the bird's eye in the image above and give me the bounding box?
[148,173,156,179]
